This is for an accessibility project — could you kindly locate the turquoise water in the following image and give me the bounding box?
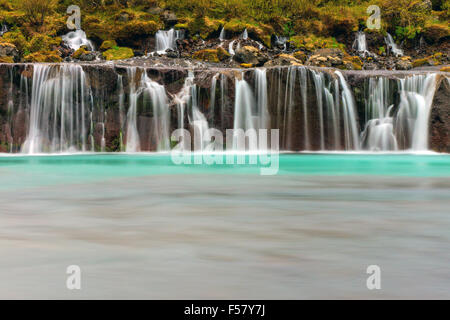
[1,153,449,299]
[0,153,449,190]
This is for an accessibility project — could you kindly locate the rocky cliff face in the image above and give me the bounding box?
[0,63,448,153]
[430,77,450,152]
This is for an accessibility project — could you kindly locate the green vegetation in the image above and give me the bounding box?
[0,0,448,62]
[102,46,134,60]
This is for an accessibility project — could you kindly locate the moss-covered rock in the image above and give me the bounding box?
[423,23,450,43]
[187,17,222,39]
[412,52,444,67]
[290,35,345,52]
[234,45,268,66]
[24,50,62,63]
[72,46,89,59]
[192,49,220,63]
[0,56,14,63]
[293,51,307,63]
[99,40,118,51]
[0,29,27,54]
[264,54,303,67]
[240,63,253,68]
[216,47,231,61]
[102,47,134,60]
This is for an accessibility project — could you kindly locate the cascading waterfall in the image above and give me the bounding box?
[155,29,183,53]
[335,71,360,150]
[361,74,438,151]
[396,74,437,151]
[274,36,287,51]
[22,64,92,154]
[352,31,369,57]
[228,40,236,55]
[125,67,141,152]
[2,63,442,154]
[0,23,8,36]
[385,33,403,57]
[125,67,171,152]
[241,29,248,40]
[174,71,211,151]
[361,77,398,151]
[62,29,95,51]
[232,69,269,150]
[219,27,226,41]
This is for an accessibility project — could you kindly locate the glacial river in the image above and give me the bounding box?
[0,153,449,298]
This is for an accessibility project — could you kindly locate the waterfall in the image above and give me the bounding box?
[396,74,437,151]
[361,74,438,151]
[155,29,183,53]
[22,64,92,154]
[62,29,95,51]
[125,68,140,152]
[352,31,369,57]
[385,33,403,57]
[311,71,326,149]
[241,29,248,40]
[219,27,225,41]
[232,70,269,150]
[125,68,171,152]
[228,40,236,55]
[174,71,211,151]
[335,71,360,150]
[361,78,398,151]
[0,23,8,36]
[274,36,287,51]
[2,64,443,154]
[117,74,125,151]
[255,69,269,130]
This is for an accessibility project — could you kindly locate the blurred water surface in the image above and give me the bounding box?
[0,154,449,299]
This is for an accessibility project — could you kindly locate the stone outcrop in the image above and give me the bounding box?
[430,77,450,152]
[233,46,268,67]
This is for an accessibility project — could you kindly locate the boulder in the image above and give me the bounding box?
[0,42,19,61]
[161,10,178,25]
[233,46,268,66]
[429,76,450,152]
[395,57,412,70]
[306,48,344,67]
[264,54,303,67]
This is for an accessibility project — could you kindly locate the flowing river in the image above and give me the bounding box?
[0,153,449,299]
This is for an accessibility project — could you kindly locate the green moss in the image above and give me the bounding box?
[174,23,188,30]
[187,17,222,39]
[24,50,62,62]
[290,34,345,51]
[99,40,118,51]
[216,47,231,61]
[72,46,89,59]
[102,47,134,60]
[1,29,27,54]
[192,49,220,63]
[0,56,14,63]
[240,63,253,68]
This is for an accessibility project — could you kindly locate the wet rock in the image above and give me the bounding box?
[306,48,344,67]
[429,76,450,153]
[395,57,412,70]
[264,54,302,67]
[363,62,378,70]
[233,45,268,66]
[293,51,307,63]
[117,12,130,22]
[0,42,19,62]
[100,40,118,51]
[161,10,178,26]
